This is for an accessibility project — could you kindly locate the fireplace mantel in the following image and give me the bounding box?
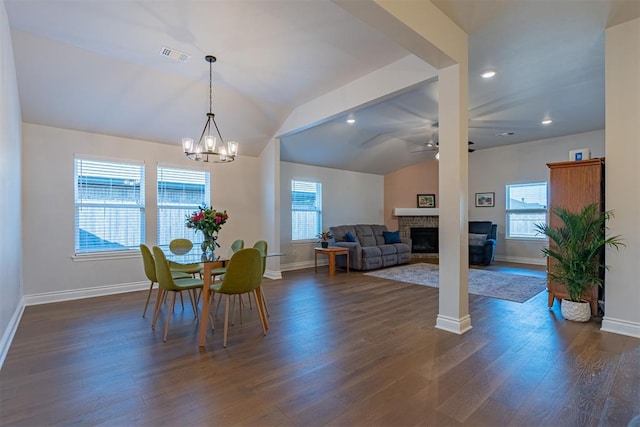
[393,208,439,216]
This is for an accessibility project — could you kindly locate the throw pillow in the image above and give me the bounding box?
[469,233,488,246]
[383,230,402,244]
[344,231,356,242]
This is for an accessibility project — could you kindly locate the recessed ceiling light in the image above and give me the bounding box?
[481,70,496,79]
[497,132,515,136]
[541,119,553,125]
[346,118,355,124]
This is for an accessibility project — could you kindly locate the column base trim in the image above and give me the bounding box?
[435,314,472,335]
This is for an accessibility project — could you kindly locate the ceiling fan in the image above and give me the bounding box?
[410,140,476,159]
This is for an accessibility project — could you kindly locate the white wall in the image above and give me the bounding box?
[603,17,640,338]
[0,0,24,367]
[469,130,605,264]
[21,123,261,302]
[280,161,384,270]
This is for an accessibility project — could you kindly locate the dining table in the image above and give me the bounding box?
[166,250,270,346]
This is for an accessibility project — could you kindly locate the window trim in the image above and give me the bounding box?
[291,178,322,242]
[505,181,548,240]
[156,165,211,249]
[74,155,146,256]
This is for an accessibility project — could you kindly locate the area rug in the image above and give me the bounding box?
[364,263,546,303]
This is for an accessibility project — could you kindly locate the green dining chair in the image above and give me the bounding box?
[252,240,270,317]
[168,238,203,277]
[208,248,266,348]
[139,244,191,318]
[152,246,204,342]
[210,239,244,282]
[211,239,247,319]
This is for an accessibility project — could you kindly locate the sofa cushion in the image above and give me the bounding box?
[382,230,401,244]
[361,245,382,258]
[469,233,488,246]
[378,244,397,255]
[344,231,356,242]
[355,224,377,247]
[392,242,411,253]
[370,224,388,245]
[331,225,357,243]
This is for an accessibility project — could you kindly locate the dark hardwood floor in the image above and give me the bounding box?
[1,262,638,426]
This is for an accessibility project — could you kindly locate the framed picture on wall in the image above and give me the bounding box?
[475,192,495,207]
[417,194,436,208]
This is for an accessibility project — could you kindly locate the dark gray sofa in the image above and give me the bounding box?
[329,224,411,271]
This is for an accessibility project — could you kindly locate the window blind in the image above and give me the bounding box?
[75,158,145,253]
[291,179,321,240]
[157,166,210,247]
[506,182,547,238]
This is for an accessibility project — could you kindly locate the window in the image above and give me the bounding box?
[506,182,547,239]
[75,158,145,254]
[157,166,210,248]
[291,179,322,240]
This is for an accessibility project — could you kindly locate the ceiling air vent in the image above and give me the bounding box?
[159,47,190,63]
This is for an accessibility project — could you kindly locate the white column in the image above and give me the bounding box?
[602,17,640,338]
[436,63,471,334]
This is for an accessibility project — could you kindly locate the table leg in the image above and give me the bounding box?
[198,263,211,347]
[346,252,349,274]
[315,251,318,273]
[328,252,336,276]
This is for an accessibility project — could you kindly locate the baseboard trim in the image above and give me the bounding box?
[0,299,25,370]
[281,260,322,271]
[494,255,546,266]
[435,314,473,335]
[24,281,148,306]
[264,269,282,280]
[601,316,640,338]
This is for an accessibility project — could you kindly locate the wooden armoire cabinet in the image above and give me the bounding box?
[546,158,605,315]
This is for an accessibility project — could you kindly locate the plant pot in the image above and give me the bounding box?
[321,241,329,248]
[560,299,591,322]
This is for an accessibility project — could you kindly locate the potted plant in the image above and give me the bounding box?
[535,203,624,322]
[317,231,333,248]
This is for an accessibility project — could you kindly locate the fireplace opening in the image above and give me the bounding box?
[410,227,439,253]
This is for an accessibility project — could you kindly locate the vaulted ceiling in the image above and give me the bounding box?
[5,0,640,174]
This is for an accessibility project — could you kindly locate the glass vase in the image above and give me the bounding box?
[201,233,217,256]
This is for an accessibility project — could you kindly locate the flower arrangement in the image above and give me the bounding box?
[316,231,333,242]
[185,205,229,238]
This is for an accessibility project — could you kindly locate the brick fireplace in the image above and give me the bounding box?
[395,209,439,256]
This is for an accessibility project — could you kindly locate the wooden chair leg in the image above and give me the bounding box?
[223,294,230,348]
[231,295,237,326]
[189,289,199,320]
[208,291,217,331]
[152,288,165,330]
[179,291,184,310]
[253,289,267,335]
[163,292,176,342]
[215,293,223,318]
[261,287,270,318]
[142,281,154,317]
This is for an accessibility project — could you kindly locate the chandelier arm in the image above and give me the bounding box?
[211,115,225,145]
[196,116,212,148]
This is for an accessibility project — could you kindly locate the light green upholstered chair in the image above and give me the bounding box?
[211,239,246,319]
[208,248,266,347]
[167,238,203,277]
[139,244,191,318]
[252,240,270,317]
[152,246,204,342]
[210,239,244,282]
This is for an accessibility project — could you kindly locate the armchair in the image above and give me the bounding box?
[469,221,497,265]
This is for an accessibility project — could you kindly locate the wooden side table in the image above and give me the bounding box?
[314,247,349,276]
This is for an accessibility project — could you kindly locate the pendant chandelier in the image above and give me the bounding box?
[182,55,238,163]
